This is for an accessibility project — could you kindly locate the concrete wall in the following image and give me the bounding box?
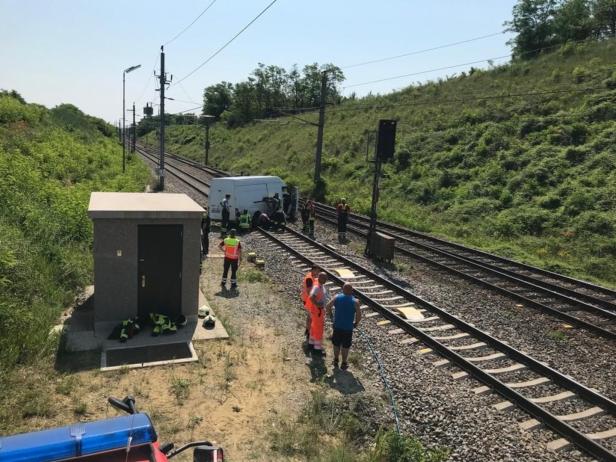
[93,217,201,329]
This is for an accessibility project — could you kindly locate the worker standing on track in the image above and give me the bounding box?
[306,198,316,239]
[300,202,310,234]
[220,194,231,236]
[218,229,241,290]
[201,207,211,259]
[326,283,361,370]
[336,198,350,243]
[300,266,321,341]
[308,272,330,354]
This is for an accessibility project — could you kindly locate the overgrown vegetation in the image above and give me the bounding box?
[0,91,149,379]
[506,0,616,59]
[144,38,616,287]
[269,390,448,461]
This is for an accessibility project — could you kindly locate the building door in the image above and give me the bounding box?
[138,225,183,319]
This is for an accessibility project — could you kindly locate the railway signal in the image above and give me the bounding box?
[365,119,397,257]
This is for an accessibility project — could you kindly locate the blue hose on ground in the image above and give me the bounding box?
[356,326,402,434]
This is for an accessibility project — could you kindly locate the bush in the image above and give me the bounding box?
[490,207,554,237]
[574,211,614,236]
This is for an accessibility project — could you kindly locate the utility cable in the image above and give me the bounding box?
[344,54,512,89]
[341,31,505,70]
[357,327,401,434]
[344,35,602,90]
[164,0,218,46]
[173,0,279,86]
[276,83,608,115]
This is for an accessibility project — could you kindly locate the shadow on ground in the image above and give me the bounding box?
[325,368,365,395]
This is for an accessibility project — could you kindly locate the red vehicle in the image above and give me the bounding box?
[0,396,223,462]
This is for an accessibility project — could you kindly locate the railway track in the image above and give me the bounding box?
[257,225,616,461]
[135,146,212,197]
[134,144,616,459]
[135,144,616,339]
[312,203,616,339]
[136,144,229,179]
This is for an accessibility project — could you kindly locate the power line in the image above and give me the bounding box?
[173,0,279,86]
[273,84,608,115]
[164,0,218,46]
[341,31,505,70]
[344,35,602,91]
[344,54,511,89]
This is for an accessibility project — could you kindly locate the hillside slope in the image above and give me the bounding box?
[0,93,150,374]
[144,39,616,286]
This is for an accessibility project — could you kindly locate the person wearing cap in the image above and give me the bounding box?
[326,283,361,370]
[336,198,351,243]
[218,228,241,289]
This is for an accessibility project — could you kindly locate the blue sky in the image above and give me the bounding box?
[1,1,517,122]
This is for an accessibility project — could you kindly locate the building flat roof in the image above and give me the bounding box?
[88,192,205,219]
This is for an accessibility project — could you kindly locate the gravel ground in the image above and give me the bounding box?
[246,230,605,461]
[143,160,615,460]
[304,221,616,401]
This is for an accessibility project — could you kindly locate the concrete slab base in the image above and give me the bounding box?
[60,287,228,370]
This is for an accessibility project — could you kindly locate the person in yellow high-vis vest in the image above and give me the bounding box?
[218,229,241,289]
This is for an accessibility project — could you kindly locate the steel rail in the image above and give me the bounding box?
[135,147,211,196]
[316,209,616,336]
[136,143,229,178]
[315,201,616,301]
[258,226,616,461]
[336,221,616,339]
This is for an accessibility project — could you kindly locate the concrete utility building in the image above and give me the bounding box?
[88,192,204,333]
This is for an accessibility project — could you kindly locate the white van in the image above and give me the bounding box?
[208,176,286,221]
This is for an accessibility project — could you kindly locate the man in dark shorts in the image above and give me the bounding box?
[326,283,361,370]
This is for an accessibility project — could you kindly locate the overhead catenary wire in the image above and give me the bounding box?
[164,0,218,47]
[293,85,609,114]
[344,35,602,90]
[173,0,279,86]
[341,31,506,70]
[344,54,512,89]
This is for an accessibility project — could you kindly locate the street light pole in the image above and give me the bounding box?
[122,72,126,172]
[122,64,141,173]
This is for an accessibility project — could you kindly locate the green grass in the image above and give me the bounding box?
[144,39,616,287]
[0,93,150,380]
[269,389,448,461]
[169,377,191,404]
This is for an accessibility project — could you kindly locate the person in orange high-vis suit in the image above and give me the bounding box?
[300,266,321,341]
[308,272,329,353]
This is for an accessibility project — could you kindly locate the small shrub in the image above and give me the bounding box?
[547,330,567,341]
[170,377,190,404]
[73,402,88,416]
[574,211,614,236]
[572,66,590,83]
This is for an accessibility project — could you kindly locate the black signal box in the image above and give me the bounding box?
[377,119,397,161]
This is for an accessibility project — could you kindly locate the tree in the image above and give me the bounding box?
[553,0,593,42]
[202,82,233,118]
[505,0,558,58]
[592,0,616,37]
